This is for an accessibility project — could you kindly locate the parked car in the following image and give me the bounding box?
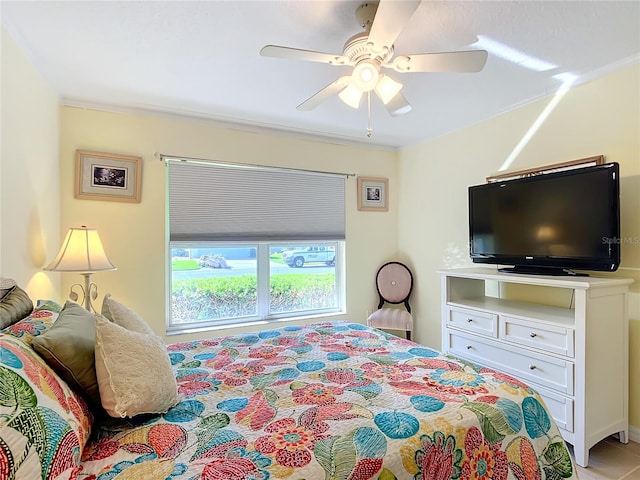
[281,246,335,268]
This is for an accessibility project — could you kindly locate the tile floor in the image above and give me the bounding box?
[570,437,640,479]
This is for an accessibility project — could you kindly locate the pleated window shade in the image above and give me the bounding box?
[168,160,346,242]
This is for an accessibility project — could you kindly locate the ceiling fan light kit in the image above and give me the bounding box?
[260,0,488,136]
[338,84,364,109]
[352,60,380,91]
[375,75,403,104]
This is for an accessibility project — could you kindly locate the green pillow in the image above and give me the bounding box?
[32,301,100,407]
[0,285,33,329]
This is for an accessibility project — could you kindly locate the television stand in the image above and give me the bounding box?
[439,267,633,467]
[498,265,589,277]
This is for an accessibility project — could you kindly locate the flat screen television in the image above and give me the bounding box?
[468,162,620,276]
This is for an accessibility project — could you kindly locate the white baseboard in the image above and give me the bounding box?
[629,424,640,443]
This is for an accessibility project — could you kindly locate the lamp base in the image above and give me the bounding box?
[69,273,99,311]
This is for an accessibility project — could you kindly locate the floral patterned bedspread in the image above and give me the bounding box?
[79,322,576,480]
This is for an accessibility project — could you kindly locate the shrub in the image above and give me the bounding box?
[171,273,335,323]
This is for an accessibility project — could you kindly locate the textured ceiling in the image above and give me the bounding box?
[2,0,639,149]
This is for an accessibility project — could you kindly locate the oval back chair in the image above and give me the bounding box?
[366,261,414,340]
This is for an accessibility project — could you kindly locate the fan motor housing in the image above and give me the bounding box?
[344,2,393,64]
[343,32,394,64]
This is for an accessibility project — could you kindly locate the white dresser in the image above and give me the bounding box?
[439,267,633,467]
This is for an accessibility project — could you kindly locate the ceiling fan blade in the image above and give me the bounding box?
[379,91,412,117]
[260,45,351,66]
[368,0,421,53]
[389,50,489,73]
[297,76,351,111]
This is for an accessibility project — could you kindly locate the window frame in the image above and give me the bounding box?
[166,240,345,335]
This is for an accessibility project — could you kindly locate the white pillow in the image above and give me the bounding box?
[94,314,179,418]
[101,293,154,335]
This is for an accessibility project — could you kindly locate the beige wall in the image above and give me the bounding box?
[398,63,640,429]
[59,107,398,341]
[0,27,61,300]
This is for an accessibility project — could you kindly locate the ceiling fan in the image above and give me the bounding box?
[260,0,488,117]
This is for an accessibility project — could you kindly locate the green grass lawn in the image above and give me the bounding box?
[171,259,200,271]
[270,253,285,265]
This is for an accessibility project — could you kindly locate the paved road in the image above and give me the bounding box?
[172,259,335,280]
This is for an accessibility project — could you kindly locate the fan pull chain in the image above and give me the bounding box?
[366,92,372,138]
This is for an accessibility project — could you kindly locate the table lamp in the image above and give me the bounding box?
[45,226,116,311]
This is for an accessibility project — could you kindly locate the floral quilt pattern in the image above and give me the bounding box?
[78,322,576,480]
[0,333,93,480]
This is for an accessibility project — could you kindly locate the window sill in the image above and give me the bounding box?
[166,311,346,337]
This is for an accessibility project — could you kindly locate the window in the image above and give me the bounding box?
[166,158,346,332]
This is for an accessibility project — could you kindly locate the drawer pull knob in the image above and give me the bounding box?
[529,364,537,370]
[467,318,473,323]
[466,345,473,350]
[529,332,537,338]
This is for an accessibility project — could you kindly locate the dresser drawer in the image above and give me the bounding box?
[534,385,574,433]
[447,307,498,337]
[500,316,575,357]
[447,331,574,395]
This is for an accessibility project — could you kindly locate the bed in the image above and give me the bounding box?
[1,297,577,479]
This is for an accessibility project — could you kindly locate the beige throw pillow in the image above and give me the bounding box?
[101,293,154,335]
[94,314,179,418]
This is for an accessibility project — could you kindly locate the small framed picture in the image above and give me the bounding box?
[75,150,142,203]
[357,177,388,211]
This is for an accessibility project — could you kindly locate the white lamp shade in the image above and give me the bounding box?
[45,227,116,272]
[375,75,403,105]
[338,83,364,109]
